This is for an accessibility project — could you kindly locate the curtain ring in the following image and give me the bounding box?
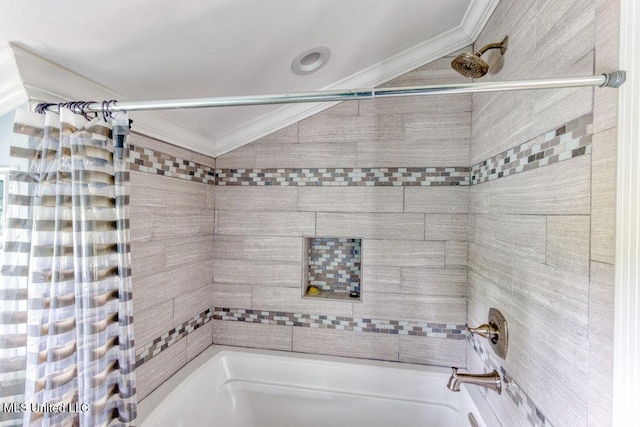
[79,101,97,120]
[102,100,109,122]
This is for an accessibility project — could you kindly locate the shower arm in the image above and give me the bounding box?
[31,71,626,115]
[475,42,504,56]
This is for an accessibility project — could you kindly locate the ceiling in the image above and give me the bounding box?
[0,0,498,157]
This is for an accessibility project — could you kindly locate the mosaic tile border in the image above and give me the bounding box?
[127,143,216,184]
[135,306,465,368]
[215,167,470,186]
[468,334,553,427]
[470,113,593,185]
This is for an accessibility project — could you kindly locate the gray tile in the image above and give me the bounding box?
[533,87,593,138]
[212,283,252,309]
[215,144,256,169]
[252,286,353,317]
[362,240,445,267]
[404,187,470,214]
[357,139,470,168]
[131,239,167,279]
[298,187,404,213]
[134,301,174,348]
[129,132,195,162]
[174,284,215,325]
[191,152,216,169]
[546,215,590,276]
[213,259,300,287]
[399,335,465,367]
[470,214,546,263]
[186,322,213,362]
[206,185,215,210]
[362,266,401,294]
[595,0,620,74]
[404,112,471,141]
[293,328,398,362]
[489,155,591,215]
[154,209,214,240]
[468,243,513,288]
[216,211,315,236]
[353,292,465,324]
[317,213,425,241]
[359,93,471,117]
[298,115,403,144]
[212,320,292,351]
[445,241,468,267]
[130,170,207,210]
[255,141,357,168]
[136,339,187,401]
[589,262,615,357]
[166,234,214,269]
[591,128,617,264]
[213,235,302,263]
[424,214,469,241]
[400,267,467,297]
[252,123,298,145]
[215,186,298,211]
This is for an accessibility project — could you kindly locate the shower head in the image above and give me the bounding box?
[451,36,508,78]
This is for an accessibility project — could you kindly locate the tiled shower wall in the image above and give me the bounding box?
[466,0,618,426]
[126,132,216,400]
[212,52,472,366]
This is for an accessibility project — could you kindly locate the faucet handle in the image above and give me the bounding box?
[466,322,499,340]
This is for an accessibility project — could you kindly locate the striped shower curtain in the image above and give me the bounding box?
[0,108,137,426]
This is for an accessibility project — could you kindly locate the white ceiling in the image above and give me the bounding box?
[0,0,498,157]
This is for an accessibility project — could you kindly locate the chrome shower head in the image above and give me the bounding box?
[451,36,508,78]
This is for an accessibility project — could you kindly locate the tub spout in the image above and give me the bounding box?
[447,367,501,394]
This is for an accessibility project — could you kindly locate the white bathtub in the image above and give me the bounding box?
[138,345,500,427]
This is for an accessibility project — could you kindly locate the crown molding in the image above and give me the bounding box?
[2,44,215,156]
[0,43,29,116]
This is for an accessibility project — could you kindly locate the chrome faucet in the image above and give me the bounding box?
[447,367,502,394]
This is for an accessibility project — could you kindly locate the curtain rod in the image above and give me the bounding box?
[31,72,626,114]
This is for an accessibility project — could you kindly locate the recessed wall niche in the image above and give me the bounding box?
[302,237,362,302]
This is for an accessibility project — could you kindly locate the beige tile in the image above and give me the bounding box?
[134,301,174,348]
[470,214,546,263]
[166,234,214,269]
[213,259,300,287]
[212,320,292,351]
[399,335,466,367]
[133,260,214,313]
[404,187,470,214]
[298,115,403,144]
[212,283,252,309]
[154,209,214,240]
[213,235,302,263]
[546,215,590,276]
[214,186,298,211]
[293,328,398,362]
[400,267,467,297]
[356,139,470,167]
[445,241,468,267]
[404,112,471,141]
[215,144,256,169]
[489,155,591,215]
[136,339,187,401]
[174,284,215,325]
[533,87,593,138]
[186,322,213,362]
[191,152,216,169]
[359,93,471,117]
[317,213,424,241]
[297,187,403,213]
[130,171,207,210]
[129,206,155,243]
[512,258,589,346]
[131,239,167,279]
[362,240,445,267]
[469,183,490,214]
[255,141,357,168]
[424,214,468,241]
[468,243,513,288]
[354,292,465,324]
[252,286,353,317]
[206,185,215,210]
[591,128,617,264]
[362,266,401,294]
[252,123,298,145]
[216,211,315,236]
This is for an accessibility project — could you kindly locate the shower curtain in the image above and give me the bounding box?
[0,108,137,426]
